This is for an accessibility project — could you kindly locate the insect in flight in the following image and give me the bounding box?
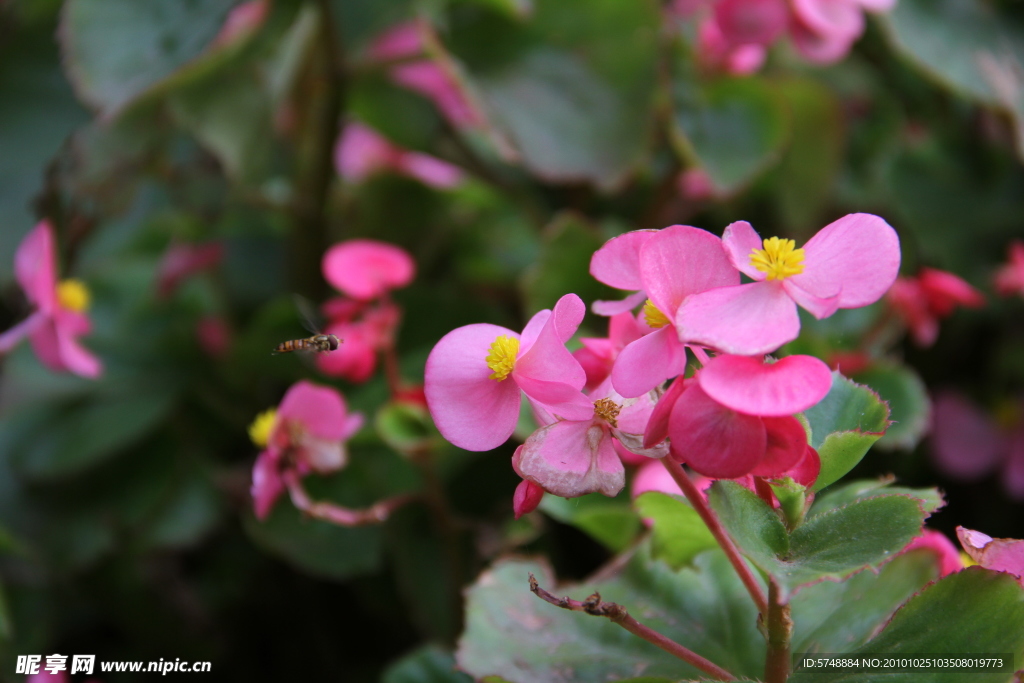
[273,297,342,355]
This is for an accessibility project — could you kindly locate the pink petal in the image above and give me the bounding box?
[725,43,767,75]
[903,530,964,578]
[613,438,651,466]
[721,220,767,281]
[575,339,614,391]
[640,225,739,317]
[15,221,58,313]
[713,0,788,46]
[644,375,691,449]
[788,445,821,487]
[156,241,224,298]
[854,0,895,11]
[513,478,545,519]
[610,326,688,398]
[918,267,985,315]
[334,123,392,181]
[316,320,378,382]
[278,380,349,441]
[791,0,864,39]
[698,354,832,416]
[340,412,365,441]
[54,324,103,378]
[750,416,808,476]
[957,527,1024,584]
[1002,429,1024,502]
[424,323,523,451]
[212,0,269,47]
[0,310,45,353]
[398,151,465,188]
[369,22,423,61]
[514,419,624,498]
[930,392,1004,481]
[322,239,415,300]
[676,281,801,355]
[792,213,901,309]
[592,290,648,316]
[515,294,586,389]
[590,229,658,290]
[788,13,858,64]
[631,458,683,498]
[668,383,766,479]
[782,278,841,319]
[252,449,285,520]
[516,375,594,421]
[391,61,480,128]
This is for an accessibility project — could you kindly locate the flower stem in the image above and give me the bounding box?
[284,471,413,526]
[529,574,737,681]
[661,458,768,614]
[764,580,793,683]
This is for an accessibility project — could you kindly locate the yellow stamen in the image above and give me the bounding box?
[960,551,977,568]
[485,335,519,381]
[248,408,278,448]
[593,397,621,428]
[642,299,670,329]
[57,279,91,312]
[750,237,805,281]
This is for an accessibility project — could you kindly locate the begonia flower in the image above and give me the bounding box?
[212,0,269,48]
[512,376,664,499]
[156,240,223,299]
[196,315,232,358]
[902,529,965,578]
[249,381,363,520]
[0,221,102,378]
[676,214,900,356]
[957,526,1024,588]
[603,225,739,397]
[335,122,464,189]
[322,239,415,301]
[887,267,984,347]
[425,294,593,452]
[316,300,401,383]
[994,240,1024,298]
[573,311,650,392]
[512,475,545,519]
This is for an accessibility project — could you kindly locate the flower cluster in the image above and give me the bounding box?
[886,267,984,347]
[425,214,900,515]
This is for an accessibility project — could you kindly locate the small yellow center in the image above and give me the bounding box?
[485,335,519,381]
[750,237,805,281]
[642,299,670,329]
[593,398,621,428]
[57,279,91,312]
[960,551,977,568]
[248,408,278,448]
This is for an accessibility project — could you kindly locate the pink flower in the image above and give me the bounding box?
[887,267,984,347]
[957,526,1024,588]
[249,381,364,520]
[676,214,900,356]
[697,16,767,75]
[644,354,830,480]
[335,123,464,189]
[599,225,739,397]
[512,476,545,519]
[0,221,102,378]
[713,0,789,47]
[368,22,422,61]
[512,377,665,499]
[316,300,401,383]
[212,0,269,47]
[196,315,232,358]
[788,0,864,64]
[994,240,1024,298]
[156,240,223,299]
[425,294,593,451]
[572,311,650,391]
[322,239,415,301]
[902,529,965,577]
[678,168,717,200]
[930,392,1024,501]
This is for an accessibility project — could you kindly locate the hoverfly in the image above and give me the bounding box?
[272,296,341,355]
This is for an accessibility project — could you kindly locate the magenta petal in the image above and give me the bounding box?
[957,527,1024,583]
[791,0,863,38]
[713,0,788,45]
[55,325,102,378]
[0,311,45,353]
[783,279,840,319]
[788,445,820,487]
[631,459,683,498]
[698,354,832,416]
[278,380,348,440]
[793,213,901,309]
[252,449,285,520]
[751,416,808,476]
[592,290,647,316]
[515,375,594,421]
[721,220,767,281]
[513,479,545,519]
[669,384,766,479]
[903,530,964,578]
[676,281,801,355]
[644,376,690,449]
[15,221,58,313]
[789,15,857,64]
[516,420,624,498]
[28,318,67,373]
[425,323,523,451]
[590,230,658,290]
[399,152,465,188]
[611,326,688,398]
[322,239,415,300]
[640,225,739,316]
[516,294,586,388]
[930,392,1003,481]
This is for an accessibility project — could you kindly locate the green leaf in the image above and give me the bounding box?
[60,0,252,116]
[539,493,641,553]
[439,0,660,188]
[790,568,1024,682]
[375,400,436,455]
[706,481,789,567]
[457,548,765,682]
[520,212,611,314]
[634,492,717,570]
[812,479,944,518]
[850,361,930,451]
[802,372,890,492]
[383,645,473,683]
[671,77,789,195]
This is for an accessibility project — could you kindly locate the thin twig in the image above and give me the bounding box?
[284,471,414,526]
[661,458,769,614]
[528,574,737,682]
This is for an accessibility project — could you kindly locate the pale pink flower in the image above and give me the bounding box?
[902,529,965,577]
[887,267,984,347]
[0,221,102,378]
[994,240,1024,298]
[322,239,415,301]
[155,240,223,299]
[250,381,364,520]
[957,526,1024,588]
[676,214,900,356]
[335,123,464,189]
[425,294,593,452]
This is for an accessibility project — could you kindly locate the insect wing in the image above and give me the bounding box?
[293,294,325,335]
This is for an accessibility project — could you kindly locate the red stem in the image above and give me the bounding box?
[284,471,413,526]
[661,458,769,614]
[764,580,793,683]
